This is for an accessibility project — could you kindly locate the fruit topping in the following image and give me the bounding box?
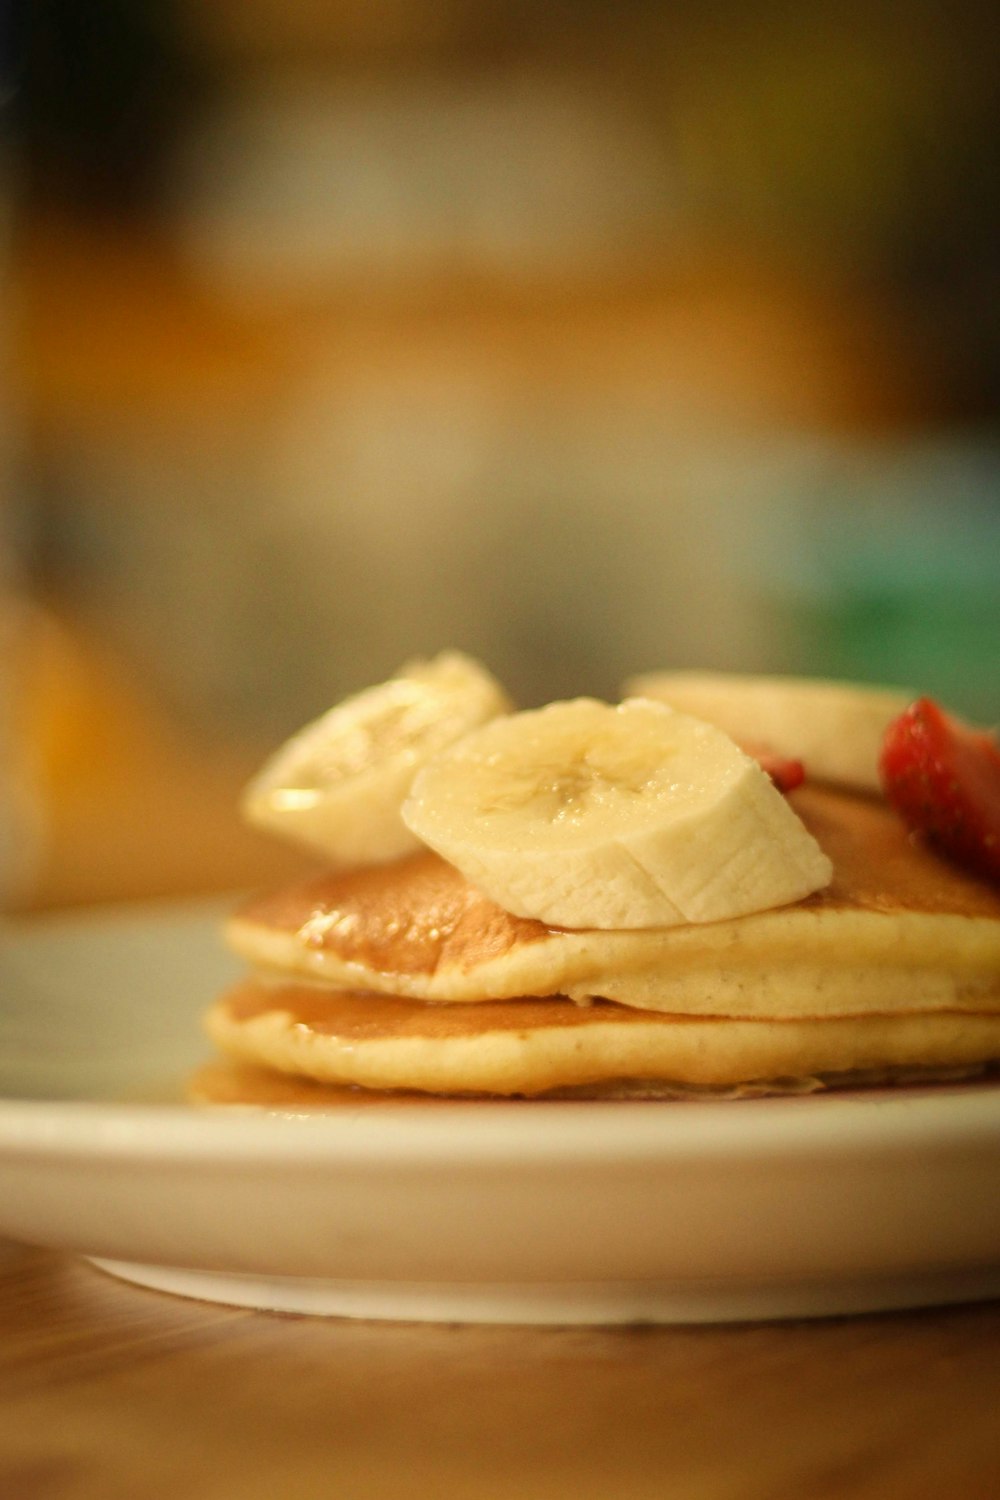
[402,697,832,929]
[745,746,806,794]
[241,652,511,866]
[879,697,1000,883]
[626,672,910,793]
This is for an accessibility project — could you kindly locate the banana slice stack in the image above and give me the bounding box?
[625,671,912,794]
[200,654,1000,1101]
[242,652,511,868]
[245,655,833,931]
[403,697,831,929]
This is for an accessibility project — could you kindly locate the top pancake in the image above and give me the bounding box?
[227,785,1000,1020]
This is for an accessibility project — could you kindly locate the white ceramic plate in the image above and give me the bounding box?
[1,901,999,1324]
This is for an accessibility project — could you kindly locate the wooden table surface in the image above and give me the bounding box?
[2,1242,999,1500]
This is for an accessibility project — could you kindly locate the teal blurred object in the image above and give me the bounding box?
[763,440,1000,723]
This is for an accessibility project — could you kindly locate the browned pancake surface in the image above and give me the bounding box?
[188,1061,451,1108]
[236,786,1000,976]
[791,786,1000,917]
[238,849,548,975]
[226,981,666,1037]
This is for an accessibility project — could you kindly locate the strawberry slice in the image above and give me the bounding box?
[879,697,1000,882]
[754,751,806,794]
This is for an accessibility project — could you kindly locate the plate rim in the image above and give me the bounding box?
[2,1084,999,1169]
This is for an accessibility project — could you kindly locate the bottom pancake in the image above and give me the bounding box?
[188,1056,992,1107]
[188,1061,462,1108]
[203,981,1000,1098]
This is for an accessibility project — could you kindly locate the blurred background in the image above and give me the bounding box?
[2,0,999,909]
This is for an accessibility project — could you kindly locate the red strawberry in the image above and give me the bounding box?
[752,749,806,794]
[879,697,1000,882]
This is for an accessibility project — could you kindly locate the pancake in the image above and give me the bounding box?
[189,1056,992,1106]
[205,781,1000,1100]
[203,980,1000,1097]
[226,786,1000,1021]
[187,1060,454,1108]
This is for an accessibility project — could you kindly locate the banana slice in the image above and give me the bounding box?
[624,672,912,792]
[402,697,832,930]
[242,652,512,866]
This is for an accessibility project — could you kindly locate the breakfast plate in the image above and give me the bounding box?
[1,901,999,1324]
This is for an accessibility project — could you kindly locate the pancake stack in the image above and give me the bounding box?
[198,660,1000,1102]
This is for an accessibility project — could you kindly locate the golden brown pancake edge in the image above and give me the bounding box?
[202,980,1000,1098]
[204,785,1000,1100]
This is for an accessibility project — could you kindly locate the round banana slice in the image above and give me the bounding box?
[242,652,512,866]
[402,697,832,930]
[624,672,912,792]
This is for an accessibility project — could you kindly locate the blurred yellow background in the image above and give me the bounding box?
[2,0,998,909]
